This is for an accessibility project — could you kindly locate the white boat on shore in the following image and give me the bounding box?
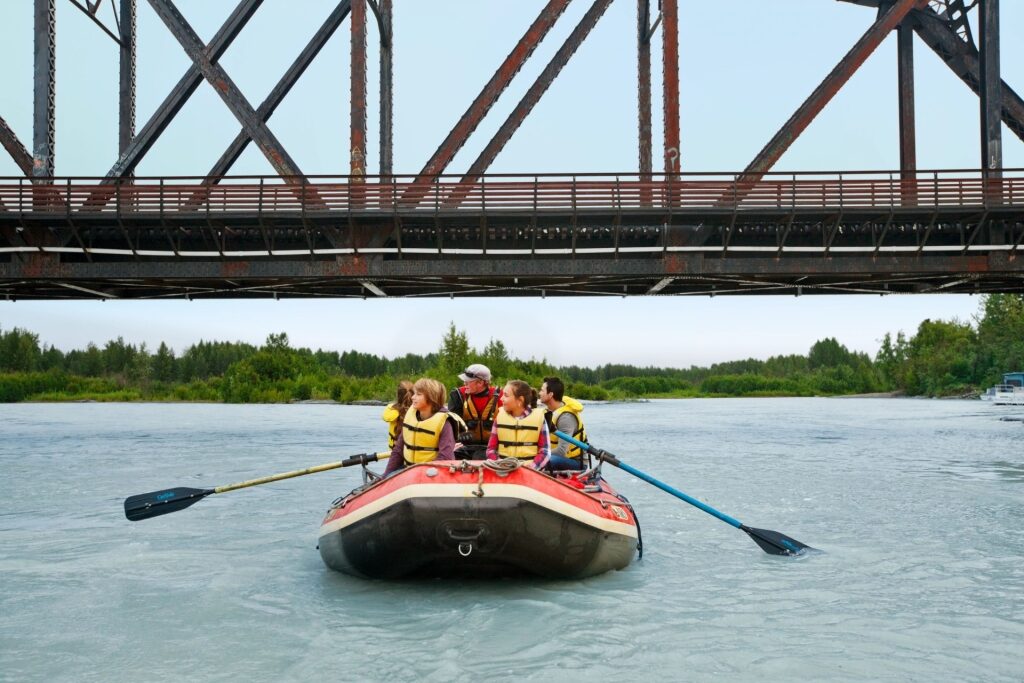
[981,372,1024,405]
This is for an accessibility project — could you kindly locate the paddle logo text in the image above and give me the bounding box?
[156,491,176,501]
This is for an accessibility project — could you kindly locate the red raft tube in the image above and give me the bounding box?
[318,459,641,579]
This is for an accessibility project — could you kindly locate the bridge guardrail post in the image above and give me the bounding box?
[65,178,71,220]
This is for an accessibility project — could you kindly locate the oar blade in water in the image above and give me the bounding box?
[124,487,214,521]
[743,526,813,556]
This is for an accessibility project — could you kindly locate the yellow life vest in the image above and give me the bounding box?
[546,396,587,459]
[461,387,499,444]
[382,402,402,449]
[495,407,546,460]
[401,407,467,464]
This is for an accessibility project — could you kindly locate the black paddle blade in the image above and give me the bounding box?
[124,487,214,521]
[742,526,813,556]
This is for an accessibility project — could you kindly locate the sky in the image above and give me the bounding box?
[0,1,1021,367]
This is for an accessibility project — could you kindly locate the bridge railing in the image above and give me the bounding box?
[1,169,1021,216]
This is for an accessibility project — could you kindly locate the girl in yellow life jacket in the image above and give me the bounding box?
[383,378,466,476]
[486,380,551,467]
[381,380,414,450]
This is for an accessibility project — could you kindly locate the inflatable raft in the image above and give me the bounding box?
[318,459,640,579]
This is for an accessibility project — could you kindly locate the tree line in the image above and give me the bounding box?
[2,294,1022,403]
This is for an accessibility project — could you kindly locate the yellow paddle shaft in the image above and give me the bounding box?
[213,453,388,494]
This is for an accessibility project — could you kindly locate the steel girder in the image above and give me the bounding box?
[742,0,928,181]
[3,249,1023,300]
[146,0,304,182]
[104,0,263,181]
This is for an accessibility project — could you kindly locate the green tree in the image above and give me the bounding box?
[0,327,41,372]
[902,319,977,395]
[438,322,471,377]
[152,342,177,382]
[808,337,854,369]
[480,338,511,379]
[975,294,1024,385]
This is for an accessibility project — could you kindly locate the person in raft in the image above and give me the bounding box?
[485,380,551,468]
[448,363,501,459]
[381,380,414,450]
[383,378,467,476]
[538,376,588,471]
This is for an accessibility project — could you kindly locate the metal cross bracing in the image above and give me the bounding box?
[1,0,1023,300]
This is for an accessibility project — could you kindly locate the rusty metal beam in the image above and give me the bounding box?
[662,0,679,175]
[378,0,393,177]
[414,0,571,182]
[350,0,367,178]
[204,1,352,182]
[34,0,56,178]
[460,0,613,182]
[104,0,263,179]
[742,0,927,180]
[147,0,304,182]
[897,19,915,178]
[0,116,33,177]
[902,5,1024,143]
[637,0,652,175]
[979,0,1002,176]
[118,0,136,156]
[848,0,1024,143]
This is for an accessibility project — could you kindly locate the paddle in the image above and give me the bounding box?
[554,431,813,556]
[124,452,387,522]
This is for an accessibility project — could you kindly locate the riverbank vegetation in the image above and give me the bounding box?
[2,294,1021,403]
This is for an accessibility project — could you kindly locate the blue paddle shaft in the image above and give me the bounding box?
[554,430,743,529]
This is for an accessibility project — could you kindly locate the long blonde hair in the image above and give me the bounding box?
[394,380,414,414]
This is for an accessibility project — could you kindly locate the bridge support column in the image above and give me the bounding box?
[119,0,136,159]
[637,0,652,177]
[897,18,916,207]
[979,0,1002,177]
[661,0,679,176]
[350,0,367,180]
[33,0,55,179]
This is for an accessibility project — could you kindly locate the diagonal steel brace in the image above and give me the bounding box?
[147,0,304,182]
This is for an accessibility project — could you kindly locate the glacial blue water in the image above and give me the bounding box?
[2,399,1023,682]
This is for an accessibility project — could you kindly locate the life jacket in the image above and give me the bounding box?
[495,407,546,460]
[382,402,403,450]
[402,407,467,464]
[546,396,587,459]
[458,385,499,444]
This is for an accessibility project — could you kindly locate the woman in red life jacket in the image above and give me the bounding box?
[485,380,551,468]
[448,363,501,459]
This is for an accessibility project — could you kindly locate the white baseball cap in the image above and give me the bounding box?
[458,364,492,382]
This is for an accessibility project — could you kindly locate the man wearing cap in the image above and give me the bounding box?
[448,363,500,458]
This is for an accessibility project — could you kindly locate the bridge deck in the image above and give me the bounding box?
[2,172,1023,299]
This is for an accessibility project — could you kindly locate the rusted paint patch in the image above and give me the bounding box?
[222,261,250,277]
[22,253,64,278]
[966,255,990,273]
[337,255,370,276]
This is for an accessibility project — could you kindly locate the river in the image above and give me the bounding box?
[2,399,1023,682]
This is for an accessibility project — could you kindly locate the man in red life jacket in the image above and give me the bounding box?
[448,363,500,459]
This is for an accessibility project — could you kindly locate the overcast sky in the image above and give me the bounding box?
[1,1,1021,366]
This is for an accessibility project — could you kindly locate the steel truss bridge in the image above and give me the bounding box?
[2,0,1024,299]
